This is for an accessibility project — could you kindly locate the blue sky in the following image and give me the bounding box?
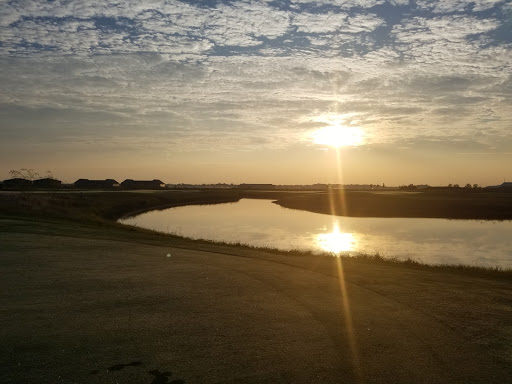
[1,0,511,184]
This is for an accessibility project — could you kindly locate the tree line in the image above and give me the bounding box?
[8,168,55,181]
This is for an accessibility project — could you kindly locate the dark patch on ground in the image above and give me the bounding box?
[149,369,185,384]
[90,362,184,383]
[107,361,143,371]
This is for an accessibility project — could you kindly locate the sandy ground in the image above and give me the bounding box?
[1,221,512,384]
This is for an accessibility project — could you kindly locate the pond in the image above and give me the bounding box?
[119,198,512,268]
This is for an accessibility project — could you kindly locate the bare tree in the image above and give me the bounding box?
[19,168,39,180]
[9,170,22,178]
[9,168,43,180]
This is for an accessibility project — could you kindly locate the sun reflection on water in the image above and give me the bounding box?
[316,223,358,254]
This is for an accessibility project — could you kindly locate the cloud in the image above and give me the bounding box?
[205,2,291,45]
[392,15,501,45]
[0,0,511,166]
[415,0,505,13]
[290,0,385,9]
[388,0,409,5]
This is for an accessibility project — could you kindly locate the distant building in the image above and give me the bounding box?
[486,182,512,189]
[169,184,199,189]
[2,178,32,189]
[33,178,61,189]
[74,179,120,189]
[121,179,165,189]
[238,184,275,190]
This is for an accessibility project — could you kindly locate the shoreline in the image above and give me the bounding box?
[118,205,512,275]
[2,190,512,276]
[117,198,242,220]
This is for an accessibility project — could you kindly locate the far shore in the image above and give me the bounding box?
[260,189,512,220]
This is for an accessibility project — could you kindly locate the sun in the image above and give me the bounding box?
[313,125,364,147]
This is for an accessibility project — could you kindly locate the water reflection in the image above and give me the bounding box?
[119,198,512,267]
[316,223,357,254]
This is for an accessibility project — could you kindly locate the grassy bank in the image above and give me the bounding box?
[265,189,512,220]
[0,189,241,222]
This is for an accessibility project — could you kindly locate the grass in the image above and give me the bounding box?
[0,189,241,222]
[196,239,512,279]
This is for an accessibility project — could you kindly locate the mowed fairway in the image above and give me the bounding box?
[1,219,512,384]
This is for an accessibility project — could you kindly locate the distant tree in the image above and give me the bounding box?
[8,168,49,181]
[20,168,39,180]
[448,183,453,188]
[473,184,479,189]
[464,183,472,189]
[9,170,22,179]
[453,184,460,188]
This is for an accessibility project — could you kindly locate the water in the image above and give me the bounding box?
[119,198,512,267]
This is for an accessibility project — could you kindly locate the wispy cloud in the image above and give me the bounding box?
[416,0,506,13]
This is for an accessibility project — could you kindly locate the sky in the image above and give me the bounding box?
[1,0,511,186]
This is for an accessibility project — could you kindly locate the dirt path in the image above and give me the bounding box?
[1,228,511,383]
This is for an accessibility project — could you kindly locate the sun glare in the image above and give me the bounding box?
[313,125,364,147]
[316,223,357,254]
